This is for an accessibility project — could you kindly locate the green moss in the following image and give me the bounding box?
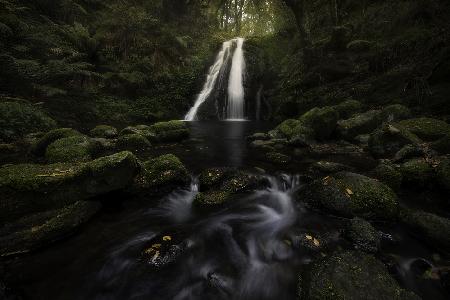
[45,135,94,163]
[116,134,151,151]
[193,190,233,210]
[265,152,291,165]
[333,99,362,119]
[32,128,81,156]
[298,106,339,140]
[149,120,190,142]
[199,167,236,190]
[346,218,380,253]
[368,124,421,158]
[382,104,411,121]
[337,110,384,140]
[89,125,118,138]
[371,161,402,190]
[400,158,434,187]
[274,119,302,139]
[396,118,450,141]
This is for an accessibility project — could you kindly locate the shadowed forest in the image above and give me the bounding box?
[1,0,450,299]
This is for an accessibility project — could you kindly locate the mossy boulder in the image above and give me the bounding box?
[310,161,353,174]
[436,158,450,190]
[400,158,434,187]
[0,201,101,257]
[265,151,291,165]
[368,123,421,158]
[131,154,189,196]
[382,104,412,121]
[31,128,82,156]
[116,134,151,151]
[89,125,118,138]
[337,110,384,140]
[302,250,420,300]
[297,172,399,220]
[431,134,450,154]
[199,167,237,191]
[0,101,56,142]
[193,190,234,211]
[393,144,424,163]
[298,106,339,140]
[345,217,381,253]
[370,161,402,190]
[0,151,139,222]
[149,120,190,142]
[396,118,450,141]
[333,99,362,119]
[274,119,302,139]
[45,135,97,163]
[400,208,450,249]
[119,125,156,140]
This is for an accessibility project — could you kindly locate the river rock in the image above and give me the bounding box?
[31,128,82,156]
[149,120,189,142]
[368,123,421,158]
[400,158,434,187]
[0,151,139,222]
[333,99,362,119]
[300,250,420,300]
[117,133,151,151]
[310,161,353,174]
[345,217,381,253]
[297,172,399,220]
[370,160,402,190]
[337,110,384,140]
[396,118,450,141]
[45,135,97,163]
[298,106,339,140]
[89,125,118,138]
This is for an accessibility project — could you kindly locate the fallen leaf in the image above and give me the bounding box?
[305,234,313,240]
[162,235,172,241]
[346,188,353,195]
[313,238,320,247]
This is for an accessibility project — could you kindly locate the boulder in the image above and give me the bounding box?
[301,250,420,300]
[298,106,339,140]
[89,125,118,138]
[396,118,450,141]
[337,110,384,140]
[119,125,156,140]
[345,217,381,253]
[130,154,189,196]
[400,158,434,187]
[265,151,291,165]
[382,104,412,121]
[368,123,421,158]
[310,161,353,174]
[117,134,151,151]
[370,161,402,190]
[0,151,139,222]
[199,167,237,191]
[246,132,269,142]
[297,172,399,220]
[437,158,450,190]
[333,99,362,119]
[45,135,97,163]
[274,119,302,139]
[0,201,101,257]
[393,144,424,162]
[149,120,190,142]
[193,190,234,211]
[31,128,81,156]
[0,101,56,142]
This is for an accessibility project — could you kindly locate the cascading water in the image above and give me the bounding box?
[227,37,246,120]
[185,38,246,121]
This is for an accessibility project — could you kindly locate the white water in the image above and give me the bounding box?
[227,37,246,120]
[185,38,246,121]
[184,40,234,121]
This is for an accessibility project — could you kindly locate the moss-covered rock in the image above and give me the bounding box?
[368,123,421,158]
[370,161,402,190]
[89,125,118,138]
[193,190,234,211]
[0,200,101,257]
[120,125,156,140]
[393,144,424,162]
[303,250,420,300]
[0,151,138,222]
[298,106,339,140]
[274,119,302,139]
[199,167,237,191]
[337,110,384,140]
[396,118,450,141]
[436,158,450,190]
[400,208,450,249]
[345,217,381,253]
[310,161,353,174]
[116,134,151,151]
[297,172,399,220]
[431,134,450,154]
[31,128,82,156]
[400,158,434,187]
[382,104,412,121]
[333,99,362,119]
[149,120,190,142]
[131,154,189,195]
[265,151,291,165]
[45,135,96,163]
[0,101,56,142]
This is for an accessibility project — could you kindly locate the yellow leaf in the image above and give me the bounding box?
[346,188,353,195]
[162,235,172,241]
[305,234,313,240]
[152,243,161,249]
[313,238,320,247]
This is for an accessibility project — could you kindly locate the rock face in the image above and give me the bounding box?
[396,118,450,141]
[0,101,56,142]
[337,110,384,140]
[89,125,118,138]
[301,250,420,300]
[297,172,398,220]
[0,151,139,222]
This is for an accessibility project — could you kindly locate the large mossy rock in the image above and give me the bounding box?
[120,125,156,140]
[0,151,139,222]
[370,160,402,190]
[298,106,339,140]
[333,99,362,119]
[301,250,420,300]
[45,135,97,163]
[117,134,151,151]
[396,118,450,141]
[436,158,450,190]
[400,208,450,249]
[31,128,82,156]
[149,120,190,142]
[0,201,101,257]
[297,172,399,220]
[89,125,118,138]
[274,119,302,139]
[345,217,380,253]
[337,110,384,140]
[0,101,56,142]
[130,154,189,196]
[368,123,421,158]
[400,158,434,187]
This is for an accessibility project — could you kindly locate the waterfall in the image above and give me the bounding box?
[184,40,234,121]
[227,37,246,120]
[185,38,246,121]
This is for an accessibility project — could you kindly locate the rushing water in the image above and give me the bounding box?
[227,37,245,120]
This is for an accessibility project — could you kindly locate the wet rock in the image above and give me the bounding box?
[45,135,96,163]
[297,172,399,220]
[199,167,237,191]
[370,161,402,190]
[431,134,450,154]
[0,201,101,257]
[193,190,234,210]
[333,99,362,119]
[119,125,156,140]
[130,154,189,196]
[400,208,450,250]
[31,128,82,156]
[337,110,384,140]
[437,158,450,190]
[116,134,151,152]
[0,151,139,222]
[265,152,291,165]
[303,250,420,300]
[0,101,56,142]
[142,235,189,269]
[149,120,189,142]
[89,125,118,138]
[310,161,353,174]
[246,132,269,142]
[400,158,434,187]
[345,217,381,253]
[382,104,412,122]
[396,118,450,141]
[368,123,421,158]
[298,106,339,140]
